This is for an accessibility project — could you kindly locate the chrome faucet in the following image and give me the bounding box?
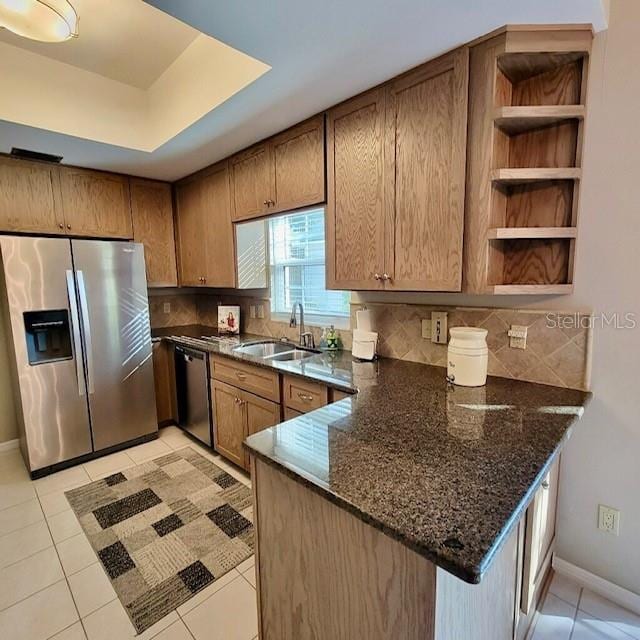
[289,302,315,349]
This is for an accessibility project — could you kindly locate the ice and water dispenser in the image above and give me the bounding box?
[23,310,73,365]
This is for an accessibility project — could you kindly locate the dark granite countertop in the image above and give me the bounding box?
[153,324,591,584]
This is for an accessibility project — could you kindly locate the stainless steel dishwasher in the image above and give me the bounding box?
[174,345,213,447]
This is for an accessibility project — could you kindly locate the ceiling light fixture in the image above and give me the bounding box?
[0,0,78,43]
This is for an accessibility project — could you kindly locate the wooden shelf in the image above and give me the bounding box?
[491,168,581,184]
[488,227,578,240]
[494,105,585,134]
[490,284,574,295]
[497,52,586,83]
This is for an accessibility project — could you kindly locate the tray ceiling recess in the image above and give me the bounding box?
[0,0,270,151]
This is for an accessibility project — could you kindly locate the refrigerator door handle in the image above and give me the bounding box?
[75,270,95,395]
[65,269,86,397]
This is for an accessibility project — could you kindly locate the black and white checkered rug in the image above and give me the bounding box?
[65,447,253,632]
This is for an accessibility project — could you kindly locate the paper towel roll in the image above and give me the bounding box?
[356,309,372,332]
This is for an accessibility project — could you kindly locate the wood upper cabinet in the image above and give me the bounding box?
[326,88,387,290]
[230,144,273,222]
[175,161,236,287]
[384,48,468,291]
[230,116,326,222]
[0,157,66,235]
[130,179,178,287]
[212,379,247,468]
[58,167,133,238]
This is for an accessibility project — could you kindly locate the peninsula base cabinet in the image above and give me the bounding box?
[249,455,560,640]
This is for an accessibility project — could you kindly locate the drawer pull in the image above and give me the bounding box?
[541,481,550,490]
[235,372,247,380]
[297,392,314,403]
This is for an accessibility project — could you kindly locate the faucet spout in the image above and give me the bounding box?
[290,302,313,348]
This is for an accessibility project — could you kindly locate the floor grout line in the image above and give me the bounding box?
[568,587,583,640]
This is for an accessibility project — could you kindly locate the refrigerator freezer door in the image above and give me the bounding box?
[0,236,92,471]
[71,240,157,451]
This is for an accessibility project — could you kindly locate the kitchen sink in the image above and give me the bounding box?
[233,340,319,361]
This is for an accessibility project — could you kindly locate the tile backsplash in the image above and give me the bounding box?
[148,291,591,391]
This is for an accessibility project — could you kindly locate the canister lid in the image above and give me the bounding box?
[449,327,488,342]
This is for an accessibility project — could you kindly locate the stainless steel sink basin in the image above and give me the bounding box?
[233,340,319,361]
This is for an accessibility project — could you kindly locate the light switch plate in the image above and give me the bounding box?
[249,306,256,319]
[508,324,528,349]
[163,302,171,314]
[431,312,448,344]
[257,304,265,319]
[421,319,431,339]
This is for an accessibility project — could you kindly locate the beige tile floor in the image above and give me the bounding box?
[0,427,258,640]
[531,572,640,640]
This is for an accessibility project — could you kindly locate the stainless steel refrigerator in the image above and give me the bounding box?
[0,236,157,475]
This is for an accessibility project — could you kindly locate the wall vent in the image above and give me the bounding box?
[10,148,63,163]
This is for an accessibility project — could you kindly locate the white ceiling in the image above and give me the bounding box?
[0,0,608,181]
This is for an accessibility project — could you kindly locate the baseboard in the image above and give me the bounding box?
[553,556,640,616]
[0,438,19,453]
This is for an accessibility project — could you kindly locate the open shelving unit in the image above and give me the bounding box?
[463,26,592,295]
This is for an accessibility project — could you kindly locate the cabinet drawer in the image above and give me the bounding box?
[284,406,304,420]
[211,355,280,402]
[283,375,328,413]
[330,388,353,403]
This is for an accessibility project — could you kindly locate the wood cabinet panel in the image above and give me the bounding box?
[384,48,468,291]
[244,391,280,468]
[326,88,387,290]
[230,144,273,221]
[59,168,133,238]
[152,341,176,424]
[271,116,325,214]
[212,379,247,468]
[175,177,207,286]
[284,407,303,420]
[0,158,65,234]
[130,179,178,287]
[211,355,280,402]
[282,375,328,413]
[200,164,236,287]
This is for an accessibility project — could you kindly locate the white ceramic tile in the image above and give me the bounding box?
[0,450,30,483]
[50,622,88,640]
[531,593,576,640]
[126,439,173,464]
[580,589,640,639]
[0,580,78,640]
[183,574,258,640]
[0,498,43,536]
[0,519,52,568]
[158,428,193,451]
[83,451,135,480]
[68,563,117,617]
[82,599,178,640]
[176,570,239,617]
[235,556,255,574]
[151,620,194,640]
[56,532,97,576]
[548,571,582,607]
[39,484,83,518]
[0,546,64,610]
[0,480,36,511]
[241,567,256,588]
[572,610,635,639]
[35,466,90,497]
[48,509,82,543]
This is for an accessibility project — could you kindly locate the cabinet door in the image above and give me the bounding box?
[326,88,386,290]
[384,48,468,291]
[243,390,280,468]
[200,163,237,287]
[175,178,207,286]
[0,158,65,234]
[59,168,133,238]
[521,458,559,614]
[230,144,273,222]
[130,179,178,287]
[271,116,325,214]
[212,380,247,468]
[152,341,176,424]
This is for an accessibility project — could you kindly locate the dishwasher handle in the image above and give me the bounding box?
[175,346,206,361]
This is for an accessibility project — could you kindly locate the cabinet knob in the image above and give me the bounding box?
[542,481,550,490]
[263,200,268,206]
[269,199,275,206]
[58,223,64,229]
[382,273,391,281]
[66,224,71,230]
[374,273,381,281]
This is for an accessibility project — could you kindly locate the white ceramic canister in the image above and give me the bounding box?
[447,327,488,387]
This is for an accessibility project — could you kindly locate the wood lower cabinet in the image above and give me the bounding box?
[152,341,176,425]
[326,88,387,290]
[0,157,65,234]
[175,161,236,287]
[130,179,178,287]
[58,167,133,238]
[282,375,328,413]
[230,116,326,222]
[212,378,280,471]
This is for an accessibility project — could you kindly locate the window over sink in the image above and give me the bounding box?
[269,208,350,326]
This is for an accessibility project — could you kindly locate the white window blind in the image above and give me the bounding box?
[269,208,349,319]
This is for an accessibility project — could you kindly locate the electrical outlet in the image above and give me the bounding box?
[256,304,265,319]
[421,319,431,339]
[249,306,256,319]
[598,504,620,535]
[163,302,171,314]
[431,312,448,344]
[508,324,528,349]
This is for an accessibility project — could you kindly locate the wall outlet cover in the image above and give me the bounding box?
[163,302,171,314]
[598,504,620,535]
[508,324,528,349]
[249,305,256,319]
[257,304,265,319]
